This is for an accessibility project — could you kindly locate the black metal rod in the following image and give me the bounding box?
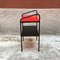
[38,14,40,51]
[36,36,37,41]
[21,36,23,52]
[22,10,38,17]
[38,35,40,51]
[20,21,21,34]
[20,22,23,51]
[23,37,24,41]
[36,22,37,41]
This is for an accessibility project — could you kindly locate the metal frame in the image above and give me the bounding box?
[20,10,40,52]
[22,10,38,17]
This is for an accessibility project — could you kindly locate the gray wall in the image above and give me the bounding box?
[0,9,60,35]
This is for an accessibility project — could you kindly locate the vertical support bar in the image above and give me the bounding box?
[36,36,37,41]
[23,37,24,41]
[38,35,40,51]
[38,15,40,51]
[20,21,21,34]
[22,23,24,41]
[20,21,23,52]
[21,36,23,52]
[20,21,22,51]
[36,22,37,41]
[22,23,23,51]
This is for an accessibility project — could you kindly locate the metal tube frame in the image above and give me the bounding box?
[20,10,40,52]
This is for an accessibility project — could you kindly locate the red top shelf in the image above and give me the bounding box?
[21,15,39,23]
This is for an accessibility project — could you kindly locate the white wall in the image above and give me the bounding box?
[39,9,60,35]
[0,9,60,35]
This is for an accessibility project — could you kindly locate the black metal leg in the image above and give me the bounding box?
[38,14,40,52]
[36,22,37,41]
[36,36,37,41]
[38,35,40,51]
[23,37,24,41]
[21,36,23,52]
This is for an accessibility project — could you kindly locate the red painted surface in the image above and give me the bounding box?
[21,15,39,22]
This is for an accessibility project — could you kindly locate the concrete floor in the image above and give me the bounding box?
[0,35,60,60]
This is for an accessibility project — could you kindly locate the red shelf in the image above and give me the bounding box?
[21,15,39,23]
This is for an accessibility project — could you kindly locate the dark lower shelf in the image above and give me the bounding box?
[21,26,39,36]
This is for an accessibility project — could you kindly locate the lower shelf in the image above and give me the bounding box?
[21,26,39,36]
